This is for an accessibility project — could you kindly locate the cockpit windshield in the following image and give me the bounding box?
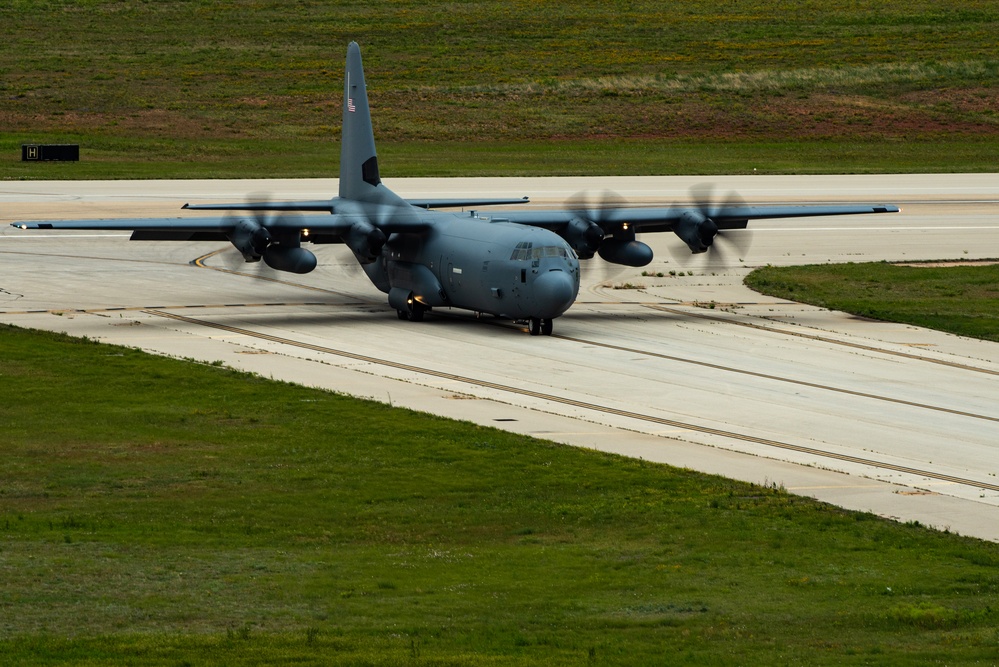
[510,242,574,261]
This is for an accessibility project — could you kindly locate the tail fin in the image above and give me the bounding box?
[339,42,404,205]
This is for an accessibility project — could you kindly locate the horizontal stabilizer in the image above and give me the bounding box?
[182,197,530,212]
[183,201,336,212]
[407,197,530,209]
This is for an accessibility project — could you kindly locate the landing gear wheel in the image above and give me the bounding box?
[541,319,554,336]
[529,318,542,336]
[398,299,426,322]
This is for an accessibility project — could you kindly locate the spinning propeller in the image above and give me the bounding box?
[341,201,389,265]
[566,190,623,259]
[670,183,752,264]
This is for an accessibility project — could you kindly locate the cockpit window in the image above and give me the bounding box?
[511,244,568,261]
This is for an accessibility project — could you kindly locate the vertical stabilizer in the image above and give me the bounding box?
[340,42,403,205]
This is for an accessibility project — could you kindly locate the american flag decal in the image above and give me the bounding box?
[348,98,356,113]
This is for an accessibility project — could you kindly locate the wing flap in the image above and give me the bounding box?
[130,230,230,241]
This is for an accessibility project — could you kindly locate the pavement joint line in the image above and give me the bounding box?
[644,303,999,376]
[549,332,999,424]
[143,307,999,494]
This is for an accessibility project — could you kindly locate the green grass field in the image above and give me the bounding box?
[745,262,999,342]
[1,324,998,665]
[2,1,998,178]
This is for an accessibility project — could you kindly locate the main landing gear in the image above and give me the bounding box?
[397,302,426,322]
[528,317,554,336]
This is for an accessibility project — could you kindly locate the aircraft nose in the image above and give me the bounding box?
[534,270,578,317]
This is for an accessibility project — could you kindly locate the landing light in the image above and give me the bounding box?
[622,222,630,230]
[302,228,310,237]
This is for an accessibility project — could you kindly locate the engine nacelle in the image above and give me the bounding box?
[597,239,653,267]
[263,246,317,274]
[563,218,604,259]
[229,218,271,261]
[673,210,718,254]
[345,220,387,263]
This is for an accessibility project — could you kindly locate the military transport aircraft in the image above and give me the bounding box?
[12,42,899,336]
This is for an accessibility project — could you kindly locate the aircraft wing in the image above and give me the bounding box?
[13,217,238,234]
[10,214,346,236]
[473,201,899,262]
[486,203,900,233]
[10,208,435,239]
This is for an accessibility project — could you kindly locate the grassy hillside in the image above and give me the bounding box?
[1,1,997,177]
[1,324,998,664]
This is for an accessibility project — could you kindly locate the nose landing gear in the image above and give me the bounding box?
[528,318,554,336]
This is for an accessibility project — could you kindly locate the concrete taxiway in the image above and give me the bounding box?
[2,174,998,541]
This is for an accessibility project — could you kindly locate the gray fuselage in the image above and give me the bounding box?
[364,209,580,320]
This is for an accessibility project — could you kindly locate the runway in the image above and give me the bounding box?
[2,174,998,541]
